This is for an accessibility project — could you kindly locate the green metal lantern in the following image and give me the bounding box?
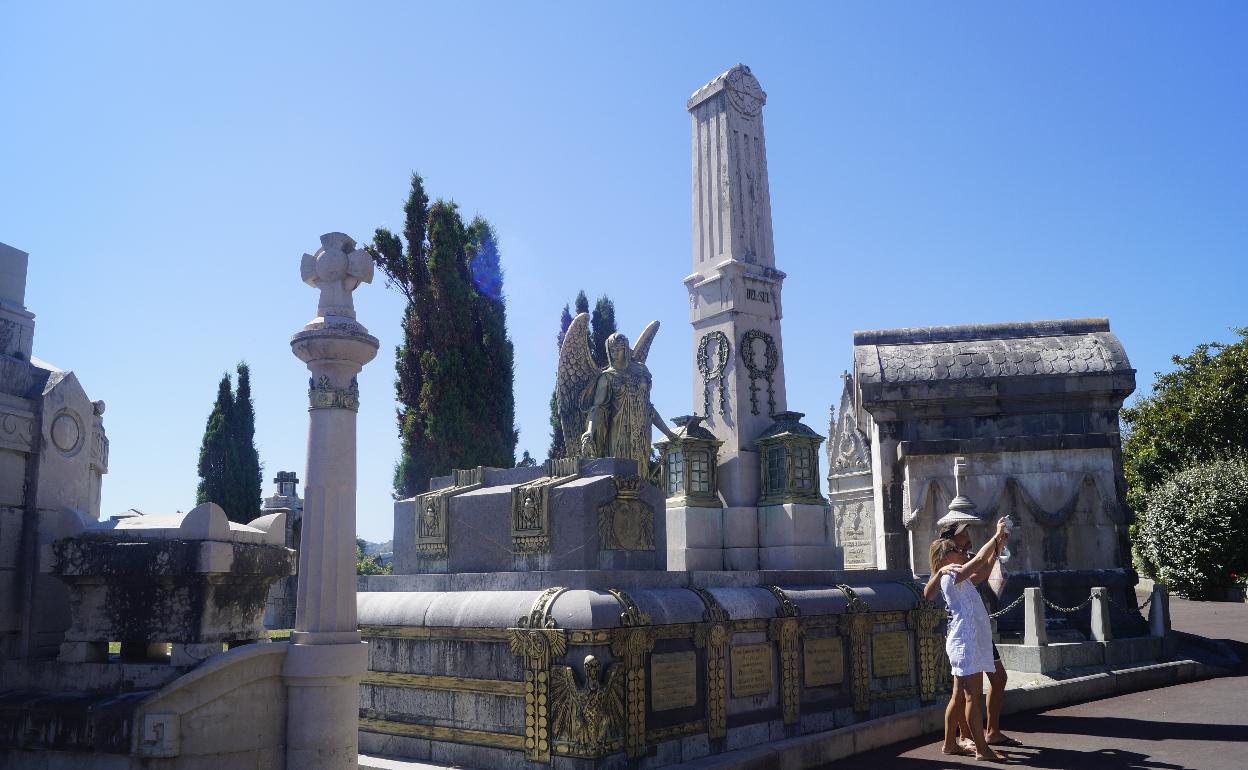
[655,415,723,508]
[756,411,826,506]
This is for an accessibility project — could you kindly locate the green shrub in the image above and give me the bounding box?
[1138,456,1248,599]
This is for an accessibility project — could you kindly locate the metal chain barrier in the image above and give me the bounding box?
[988,593,1026,619]
[1042,595,1092,614]
[1105,590,1153,615]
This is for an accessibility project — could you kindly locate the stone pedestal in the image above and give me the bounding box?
[665,505,723,570]
[284,233,378,770]
[722,505,759,570]
[757,503,838,570]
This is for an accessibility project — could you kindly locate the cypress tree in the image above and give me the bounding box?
[196,373,242,518]
[547,303,575,460]
[465,217,518,467]
[589,295,617,368]
[231,362,262,523]
[372,174,517,494]
[371,174,434,497]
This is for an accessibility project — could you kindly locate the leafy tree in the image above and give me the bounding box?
[1123,328,1248,512]
[518,450,538,467]
[1136,456,1248,599]
[356,538,392,575]
[370,174,517,495]
[1123,329,1248,573]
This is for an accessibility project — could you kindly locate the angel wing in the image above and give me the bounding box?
[556,313,598,453]
[548,665,582,742]
[602,665,627,745]
[632,320,660,364]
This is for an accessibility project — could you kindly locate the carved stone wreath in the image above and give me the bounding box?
[741,330,778,416]
[696,331,730,417]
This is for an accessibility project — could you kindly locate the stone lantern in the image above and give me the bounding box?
[756,411,826,506]
[655,415,723,508]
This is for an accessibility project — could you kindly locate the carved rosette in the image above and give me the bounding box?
[307,375,360,411]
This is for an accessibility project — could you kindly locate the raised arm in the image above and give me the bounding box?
[954,517,1009,585]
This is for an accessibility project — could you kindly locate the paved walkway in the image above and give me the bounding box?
[827,594,1248,770]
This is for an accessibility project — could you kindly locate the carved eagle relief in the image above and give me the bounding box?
[548,654,626,756]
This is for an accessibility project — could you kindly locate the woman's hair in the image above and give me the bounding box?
[929,537,961,576]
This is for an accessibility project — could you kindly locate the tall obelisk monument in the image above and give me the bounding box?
[685,65,788,544]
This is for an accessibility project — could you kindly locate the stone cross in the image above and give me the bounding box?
[287,232,379,770]
[299,232,374,320]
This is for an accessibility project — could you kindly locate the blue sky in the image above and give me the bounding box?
[3,3,1245,541]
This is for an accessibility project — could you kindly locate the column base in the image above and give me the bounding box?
[665,505,723,571]
[284,641,368,770]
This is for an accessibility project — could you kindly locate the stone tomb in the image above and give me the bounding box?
[393,459,668,575]
[355,575,948,768]
[853,317,1145,637]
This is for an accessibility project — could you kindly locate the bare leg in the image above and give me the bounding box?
[942,687,972,754]
[960,673,999,761]
[985,659,1011,743]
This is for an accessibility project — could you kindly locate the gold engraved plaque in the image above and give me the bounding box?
[650,651,697,711]
[731,643,773,698]
[803,636,844,687]
[872,631,912,678]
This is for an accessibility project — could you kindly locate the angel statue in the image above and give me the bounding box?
[556,313,676,474]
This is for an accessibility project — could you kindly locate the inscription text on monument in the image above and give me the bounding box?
[872,631,912,678]
[803,636,844,687]
[731,643,774,698]
[650,651,698,711]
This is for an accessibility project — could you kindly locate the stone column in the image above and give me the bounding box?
[284,233,378,770]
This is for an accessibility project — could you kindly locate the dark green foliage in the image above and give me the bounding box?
[195,365,261,524]
[465,218,518,468]
[371,174,517,496]
[1136,457,1248,599]
[547,304,574,461]
[589,295,617,368]
[232,363,262,522]
[1123,329,1248,574]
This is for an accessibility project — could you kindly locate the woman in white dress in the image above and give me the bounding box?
[929,516,1010,762]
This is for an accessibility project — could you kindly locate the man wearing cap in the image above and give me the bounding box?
[924,519,1019,749]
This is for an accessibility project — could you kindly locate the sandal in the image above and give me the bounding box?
[987,736,1023,747]
[942,744,974,756]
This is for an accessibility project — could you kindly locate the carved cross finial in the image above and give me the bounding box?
[953,456,968,497]
[300,232,374,320]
